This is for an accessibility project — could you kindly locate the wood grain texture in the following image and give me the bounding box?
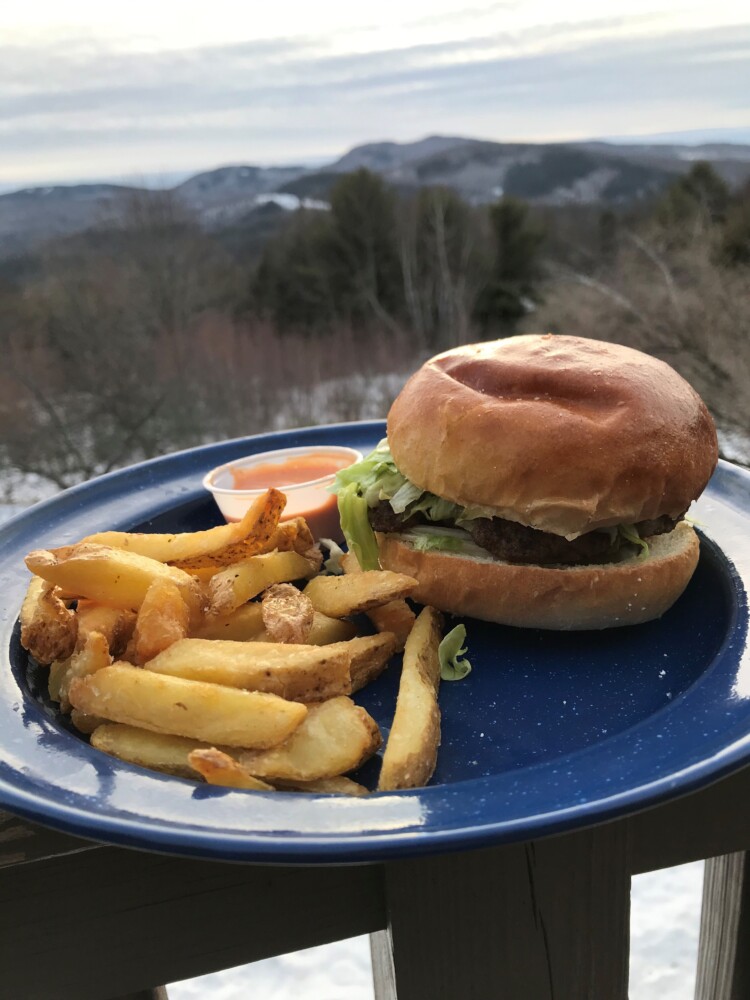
[0,810,97,869]
[371,930,397,1000]
[380,824,631,1000]
[695,852,750,1000]
[0,846,386,1000]
[628,765,750,875]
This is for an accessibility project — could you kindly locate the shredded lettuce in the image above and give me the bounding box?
[401,525,490,558]
[618,523,649,559]
[336,483,380,571]
[332,440,494,524]
[438,624,472,681]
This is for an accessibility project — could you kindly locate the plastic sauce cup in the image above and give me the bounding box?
[203,445,362,542]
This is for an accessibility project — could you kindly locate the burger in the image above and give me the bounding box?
[334,334,718,630]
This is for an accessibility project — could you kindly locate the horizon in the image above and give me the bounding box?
[3,1,749,189]
[1,125,750,196]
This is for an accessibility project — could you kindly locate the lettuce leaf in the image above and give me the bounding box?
[336,483,380,571]
[332,440,495,524]
[438,624,472,681]
[618,523,650,559]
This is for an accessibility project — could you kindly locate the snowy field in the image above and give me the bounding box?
[169,861,704,999]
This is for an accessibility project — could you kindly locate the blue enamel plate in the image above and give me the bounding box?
[0,421,748,863]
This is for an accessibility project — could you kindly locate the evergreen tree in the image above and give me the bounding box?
[327,169,403,326]
[657,161,731,236]
[473,197,544,333]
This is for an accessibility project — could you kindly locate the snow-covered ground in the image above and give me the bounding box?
[169,861,704,998]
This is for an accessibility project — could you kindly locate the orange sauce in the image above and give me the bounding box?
[228,451,352,540]
[230,452,352,490]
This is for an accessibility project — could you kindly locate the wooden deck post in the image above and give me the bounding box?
[695,852,750,1000]
[373,823,631,1000]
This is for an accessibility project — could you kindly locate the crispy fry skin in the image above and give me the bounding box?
[143,637,352,702]
[20,577,78,665]
[133,577,190,664]
[75,600,136,657]
[25,544,204,623]
[378,606,443,791]
[238,696,381,781]
[188,748,274,790]
[303,571,418,619]
[192,603,357,645]
[345,633,399,692]
[50,630,112,713]
[262,583,315,644]
[68,663,307,748]
[81,489,286,563]
[266,518,315,555]
[208,550,318,617]
[341,552,416,649]
[90,723,243,780]
[70,709,105,734]
[190,602,265,640]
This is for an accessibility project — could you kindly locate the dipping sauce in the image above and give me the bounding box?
[203,446,362,542]
[230,453,353,492]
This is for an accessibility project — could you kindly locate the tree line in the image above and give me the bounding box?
[0,160,748,495]
[253,170,544,348]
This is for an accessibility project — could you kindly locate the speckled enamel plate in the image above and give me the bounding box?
[0,421,748,863]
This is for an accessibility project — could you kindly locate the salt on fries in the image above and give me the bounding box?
[19,484,465,797]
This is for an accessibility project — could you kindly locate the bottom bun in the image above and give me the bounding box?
[377,521,700,630]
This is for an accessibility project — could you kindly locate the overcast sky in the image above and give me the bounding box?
[2,1,749,187]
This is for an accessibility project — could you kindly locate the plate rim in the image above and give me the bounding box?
[0,421,748,864]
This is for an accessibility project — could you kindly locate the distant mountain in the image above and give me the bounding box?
[2,134,750,259]
[324,135,750,203]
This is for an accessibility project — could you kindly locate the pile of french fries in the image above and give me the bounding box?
[19,488,447,795]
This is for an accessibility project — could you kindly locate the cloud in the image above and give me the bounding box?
[1,16,748,182]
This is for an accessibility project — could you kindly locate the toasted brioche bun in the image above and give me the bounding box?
[387,334,718,539]
[377,521,700,630]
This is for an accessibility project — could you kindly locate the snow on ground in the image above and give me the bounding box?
[170,863,704,999]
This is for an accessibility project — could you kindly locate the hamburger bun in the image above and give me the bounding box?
[378,521,700,631]
[387,334,718,539]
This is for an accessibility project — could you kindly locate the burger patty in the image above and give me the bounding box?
[367,500,683,567]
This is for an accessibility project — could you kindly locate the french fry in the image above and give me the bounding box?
[378,607,443,791]
[265,517,316,555]
[262,583,314,644]
[68,664,307,748]
[346,633,400,692]
[190,602,265,640]
[238,696,381,781]
[342,551,415,649]
[143,637,352,702]
[133,577,190,664]
[90,722,244,780]
[192,604,356,645]
[272,776,369,796]
[26,544,204,622]
[50,630,112,713]
[306,613,358,645]
[188,748,274,790]
[70,709,105,734]
[303,570,417,619]
[20,576,78,665]
[208,550,317,617]
[80,488,286,563]
[76,600,136,657]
